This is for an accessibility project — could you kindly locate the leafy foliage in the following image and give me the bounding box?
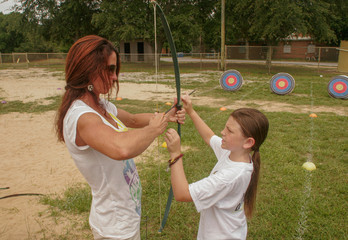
[0,0,347,53]
[0,12,25,52]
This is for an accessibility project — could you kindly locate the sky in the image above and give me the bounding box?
[0,0,17,14]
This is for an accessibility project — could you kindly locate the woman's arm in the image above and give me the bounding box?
[77,112,167,160]
[116,108,154,128]
[165,128,192,202]
[116,100,185,128]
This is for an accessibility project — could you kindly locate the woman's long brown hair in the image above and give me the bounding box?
[56,35,120,142]
[231,108,269,219]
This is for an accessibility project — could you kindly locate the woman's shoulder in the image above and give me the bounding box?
[100,98,118,114]
[66,100,95,119]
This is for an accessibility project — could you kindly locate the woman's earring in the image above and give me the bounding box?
[87,85,94,92]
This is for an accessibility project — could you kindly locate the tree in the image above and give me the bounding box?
[19,0,100,51]
[50,0,101,49]
[326,0,348,43]
[225,0,257,59]
[225,0,339,70]
[4,0,346,55]
[0,12,25,52]
[92,0,152,46]
[92,0,201,53]
[192,0,219,52]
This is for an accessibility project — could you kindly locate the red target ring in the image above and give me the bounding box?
[226,75,238,86]
[333,82,347,93]
[275,78,289,90]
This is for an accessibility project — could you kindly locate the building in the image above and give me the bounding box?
[119,40,154,62]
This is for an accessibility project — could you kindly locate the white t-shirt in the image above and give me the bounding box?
[189,135,253,240]
[63,99,142,239]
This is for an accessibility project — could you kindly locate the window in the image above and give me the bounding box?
[283,44,291,53]
[124,43,130,62]
[307,44,315,53]
[137,42,144,61]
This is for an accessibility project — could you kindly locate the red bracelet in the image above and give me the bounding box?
[168,153,184,167]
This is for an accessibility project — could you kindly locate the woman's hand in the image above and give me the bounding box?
[165,128,181,158]
[149,112,168,135]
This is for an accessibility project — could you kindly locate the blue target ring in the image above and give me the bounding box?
[327,75,348,99]
[220,70,243,91]
[270,73,295,95]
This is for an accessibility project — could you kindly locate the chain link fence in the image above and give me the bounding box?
[0,46,339,70]
[225,46,339,62]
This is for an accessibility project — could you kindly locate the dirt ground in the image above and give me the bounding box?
[0,68,346,239]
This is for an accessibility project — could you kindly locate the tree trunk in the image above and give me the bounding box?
[245,40,249,60]
[266,45,272,73]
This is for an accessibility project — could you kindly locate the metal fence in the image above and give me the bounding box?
[0,46,339,70]
[225,46,339,62]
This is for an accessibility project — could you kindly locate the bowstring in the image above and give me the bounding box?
[153,3,162,229]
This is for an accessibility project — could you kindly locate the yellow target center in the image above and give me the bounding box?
[228,78,235,84]
[279,81,286,88]
[336,84,343,91]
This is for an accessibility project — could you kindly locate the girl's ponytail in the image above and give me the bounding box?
[244,150,260,219]
[231,108,269,219]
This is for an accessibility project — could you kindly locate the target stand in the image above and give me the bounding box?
[327,75,348,99]
[220,70,243,91]
[270,73,295,95]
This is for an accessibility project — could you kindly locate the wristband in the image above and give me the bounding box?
[168,153,183,168]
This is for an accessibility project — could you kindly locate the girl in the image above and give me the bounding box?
[165,93,269,240]
[55,35,185,240]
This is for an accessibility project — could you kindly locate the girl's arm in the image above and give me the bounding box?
[181,94,214,145]
[165,128,192,202]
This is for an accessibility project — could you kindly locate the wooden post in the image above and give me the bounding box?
[317,47,321,73]
[26,52,28,68]
[200,52,202,70]
[220,0,225,71]
[225,45,227,70]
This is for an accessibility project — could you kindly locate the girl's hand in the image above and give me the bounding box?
[165,128,181,158]
[181,93,193,115]
[167,98,186,124]
[175,109,186,124]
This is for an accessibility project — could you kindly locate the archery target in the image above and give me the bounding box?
[327,75,348,99]
[220,70,243,91]
[270,73,295,95]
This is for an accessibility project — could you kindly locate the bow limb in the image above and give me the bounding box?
[152,1,181,233]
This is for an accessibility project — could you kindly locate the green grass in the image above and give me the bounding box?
[0,96,61,114]
[40,183,92,214]
[1,63,347,239]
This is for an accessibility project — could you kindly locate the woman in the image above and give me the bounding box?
[55,35,184,240]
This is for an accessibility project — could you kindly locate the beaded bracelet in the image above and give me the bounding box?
[168,153,184,167]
